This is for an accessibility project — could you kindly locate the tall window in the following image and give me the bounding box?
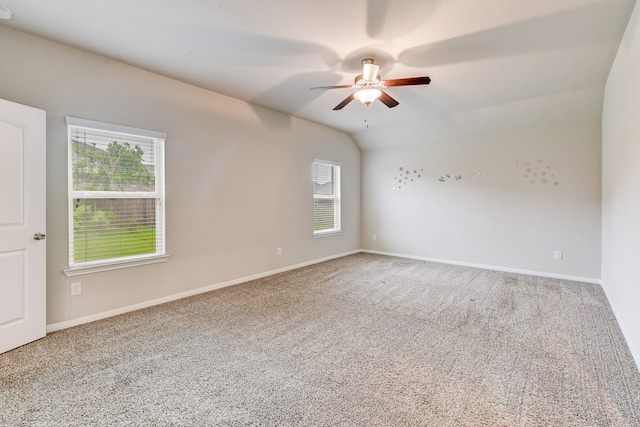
[65,117,167,275]
[313,159,341,237]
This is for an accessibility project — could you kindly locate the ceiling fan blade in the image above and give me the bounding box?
[333,94,355,110]
[382,76,431,87]
[310,84,354,90]
[378,90,399,108]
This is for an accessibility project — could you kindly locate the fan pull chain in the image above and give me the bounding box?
[364,105,370,129]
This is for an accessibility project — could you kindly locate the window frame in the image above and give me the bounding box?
[312,159,342,238]
[64,117,168,276]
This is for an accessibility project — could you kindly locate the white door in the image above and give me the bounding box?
[0,98,46,354]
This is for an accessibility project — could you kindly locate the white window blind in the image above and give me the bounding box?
[65,117,166,274]
[313,159,341,236]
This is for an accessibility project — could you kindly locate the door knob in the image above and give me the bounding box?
[33,232,46,241]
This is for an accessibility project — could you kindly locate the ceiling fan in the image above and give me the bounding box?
[310,58,431,110]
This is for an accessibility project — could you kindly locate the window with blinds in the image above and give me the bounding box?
[65,117,166,275]
[313,159,341,237]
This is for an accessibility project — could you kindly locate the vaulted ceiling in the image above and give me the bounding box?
[0,0,636,150]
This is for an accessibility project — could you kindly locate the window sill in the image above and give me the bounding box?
[63,255,170,277]
[313,230,343,238]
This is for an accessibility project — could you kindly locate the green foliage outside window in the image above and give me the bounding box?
[72,140,154,191]
[72,140,158,263]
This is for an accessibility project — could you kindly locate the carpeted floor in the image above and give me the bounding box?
[1,253,639,426]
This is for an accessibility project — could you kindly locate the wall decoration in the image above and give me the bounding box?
[438,173,462,183]
[512,158,559,186]
[393,166,423,190]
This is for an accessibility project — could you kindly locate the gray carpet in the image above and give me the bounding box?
[1,253,639,426]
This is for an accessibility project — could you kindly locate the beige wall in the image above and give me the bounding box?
[602,0,640,367]
[0,26,360,326]
[361,121,602,280]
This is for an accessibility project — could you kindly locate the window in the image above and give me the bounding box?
[64,117,167,276]
[313,159,341,237]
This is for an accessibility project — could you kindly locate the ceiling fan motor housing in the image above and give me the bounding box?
[354,73,382,86]
[360,58,381,84]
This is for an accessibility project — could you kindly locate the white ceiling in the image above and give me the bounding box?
[0,0,636,150]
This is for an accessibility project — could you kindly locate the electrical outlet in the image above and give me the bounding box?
[277,247,282,256]
[372,234,377,241]
[554,250,563,260]
[71,282,82,296]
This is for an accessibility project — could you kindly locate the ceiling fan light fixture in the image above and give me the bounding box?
[354,88,382,105]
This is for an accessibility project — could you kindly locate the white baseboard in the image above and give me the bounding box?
[361,249,602,284]
[46,250,360,333]
[599,281,640,372]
